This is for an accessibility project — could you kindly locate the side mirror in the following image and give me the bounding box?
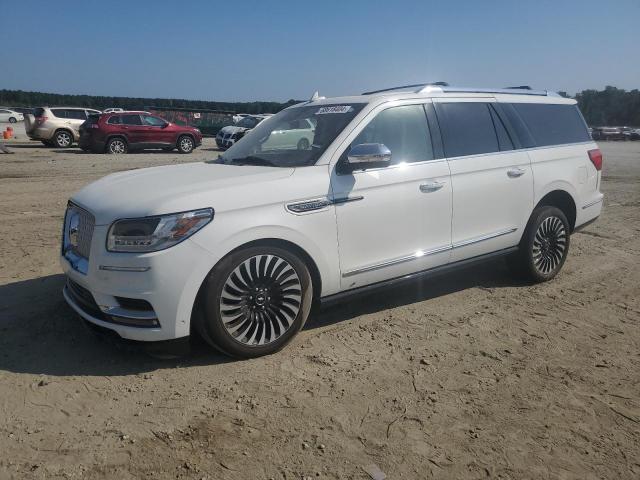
[161,122,169,128]
[346,143,392,168]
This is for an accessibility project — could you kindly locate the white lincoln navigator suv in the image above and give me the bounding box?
[61,84,603,358]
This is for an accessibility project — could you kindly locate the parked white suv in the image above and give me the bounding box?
[61,84,603,358]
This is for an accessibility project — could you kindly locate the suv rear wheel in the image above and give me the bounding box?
[177,135,194,154]
[196,246,313,358]
[507,206,570,282]
[53,130,73,148]
[106,137,128,154]
[9,117,17,124]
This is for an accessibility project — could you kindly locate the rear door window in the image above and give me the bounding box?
[435,102,499,157]
[350,104,434,164]
[122,114,142,125]
[510,103,591,146]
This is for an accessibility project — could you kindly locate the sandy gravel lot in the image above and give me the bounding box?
[0,139,639,479]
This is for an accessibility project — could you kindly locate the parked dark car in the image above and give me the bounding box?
[79,111,202,154]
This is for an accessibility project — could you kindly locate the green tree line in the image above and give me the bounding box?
[576,86,640,127]
[1,86,639,126]
[0,89,298,115]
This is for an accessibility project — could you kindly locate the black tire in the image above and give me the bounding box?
[9,117,17,124]
[507,206,570,283]
[177,135,194,154]
[106,137,128,154]
[297,137,310,150]
[53,130,73,148]
[196,245,313,358]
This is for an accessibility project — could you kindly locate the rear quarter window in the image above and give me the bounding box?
[511,103,590,147]
[66,109,87,120]
[51,108,66,118]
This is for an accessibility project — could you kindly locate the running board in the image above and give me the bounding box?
[320,247,518,307]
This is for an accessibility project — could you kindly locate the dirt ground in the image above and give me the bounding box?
[0,138,638,480]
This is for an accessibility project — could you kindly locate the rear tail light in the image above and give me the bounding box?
[588,149,603,171]
[89,124,99,129]
[36,116,48,124]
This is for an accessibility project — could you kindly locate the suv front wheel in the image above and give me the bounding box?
[196,246,313,358]
[508,206,570,282]
[177,135,194,154]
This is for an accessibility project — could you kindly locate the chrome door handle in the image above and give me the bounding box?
[419,181,444,193]
[507,168,526,178]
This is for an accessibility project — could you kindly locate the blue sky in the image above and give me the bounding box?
[1,0,638,102]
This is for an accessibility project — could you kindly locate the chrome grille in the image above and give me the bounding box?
[65,204,95,259]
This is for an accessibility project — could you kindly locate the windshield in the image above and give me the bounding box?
[216,103,365,167]
[237,116,262,128]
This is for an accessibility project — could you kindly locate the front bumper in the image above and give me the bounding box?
[61,227,219,342]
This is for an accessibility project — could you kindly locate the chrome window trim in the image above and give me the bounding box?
[443,141,595,162]
[342,227,517,278]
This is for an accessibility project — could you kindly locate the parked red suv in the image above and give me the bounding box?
[79,111,202,154]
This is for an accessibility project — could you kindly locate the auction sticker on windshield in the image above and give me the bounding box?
[316,105,353,115]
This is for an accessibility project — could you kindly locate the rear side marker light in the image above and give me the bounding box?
[588,149,602,171]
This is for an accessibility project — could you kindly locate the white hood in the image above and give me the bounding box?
[219,125,249,135]
[71,162,294,225]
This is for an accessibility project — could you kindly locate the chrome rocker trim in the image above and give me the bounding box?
[342,227,517,278]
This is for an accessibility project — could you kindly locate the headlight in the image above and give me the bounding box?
[107,208,213,253]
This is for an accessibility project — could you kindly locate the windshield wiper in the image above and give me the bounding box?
[227,156,278,167]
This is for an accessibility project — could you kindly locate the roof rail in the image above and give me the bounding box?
[362,82,449,95]
[416,85,560,97]
[362,83,561,97]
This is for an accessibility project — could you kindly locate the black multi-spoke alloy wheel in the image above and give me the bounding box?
[508,206,570,282]
[197,246,313,358]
